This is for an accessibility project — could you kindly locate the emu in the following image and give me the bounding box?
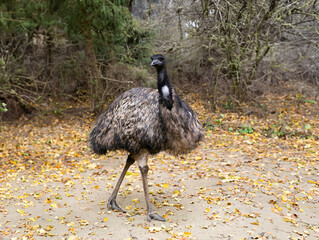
[90,54,203,221]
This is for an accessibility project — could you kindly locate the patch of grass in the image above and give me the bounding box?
[237,125,254,135]
[0,102,8,112]
[204,121,214,131]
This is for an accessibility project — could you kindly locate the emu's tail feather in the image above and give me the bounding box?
[89,127,108,155]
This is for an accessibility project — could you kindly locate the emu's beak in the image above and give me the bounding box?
[150,59,161,66]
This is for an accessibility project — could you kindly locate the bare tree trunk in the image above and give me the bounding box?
[84,29,102,112]
[127,0,133,12]
[177,7,183,41]
[76,1,104,112]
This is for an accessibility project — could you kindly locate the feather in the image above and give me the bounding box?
[90,86,203,155]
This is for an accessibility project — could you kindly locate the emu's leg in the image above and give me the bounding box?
[138,152,166,222]
[107,154,135,212]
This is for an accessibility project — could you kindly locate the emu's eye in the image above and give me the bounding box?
[159,58,164,62]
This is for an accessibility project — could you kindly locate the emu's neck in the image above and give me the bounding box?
[156,66,173,110]
[156,67,170,89]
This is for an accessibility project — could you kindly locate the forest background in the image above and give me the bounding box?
[1,0,318,119]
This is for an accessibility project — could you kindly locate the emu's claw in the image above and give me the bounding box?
[147,212,166,222]
[107,198,125,213]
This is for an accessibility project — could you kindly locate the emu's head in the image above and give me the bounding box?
[150,54,166,69]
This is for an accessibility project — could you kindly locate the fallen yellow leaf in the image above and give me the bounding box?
[51,202,58,208]
[79,220,89,226]
[281,195,288,203]
[275,204,283,211]
[16,209,26,216]
[162,183,169,188]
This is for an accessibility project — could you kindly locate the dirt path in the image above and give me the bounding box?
[0,95,318,239]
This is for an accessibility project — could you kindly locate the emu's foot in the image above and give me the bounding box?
[107,198,125,213]
[147,212,166,222]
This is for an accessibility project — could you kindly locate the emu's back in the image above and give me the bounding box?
[90,87,165,155]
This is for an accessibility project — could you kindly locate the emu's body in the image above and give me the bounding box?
[90,54,203,221]
[90,87,202,155]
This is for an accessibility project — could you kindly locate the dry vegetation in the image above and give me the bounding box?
[1,0,319,120]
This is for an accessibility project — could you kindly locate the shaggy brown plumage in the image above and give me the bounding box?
[89,54,203,222]
[90,87,203,155]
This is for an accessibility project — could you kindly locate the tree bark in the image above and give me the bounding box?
[84,29,102,112]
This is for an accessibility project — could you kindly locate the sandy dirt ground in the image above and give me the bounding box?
[0,100,318,240]
[1,147,318,239]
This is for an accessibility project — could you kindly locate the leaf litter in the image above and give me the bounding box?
[0,91,318,240]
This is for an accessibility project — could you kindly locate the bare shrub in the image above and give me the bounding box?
[142,0,319,107]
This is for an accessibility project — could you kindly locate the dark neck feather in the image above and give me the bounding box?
[156,65,173,110]
[157,67,170,88]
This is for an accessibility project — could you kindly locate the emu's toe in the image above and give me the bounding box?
[107,199,125,213]
[147,212,166,222]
